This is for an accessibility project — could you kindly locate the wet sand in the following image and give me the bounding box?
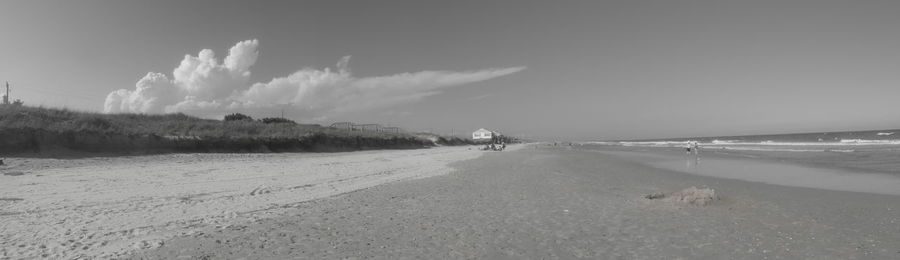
[596,144,900,175]
[129,145,900,259]
[590,149,900,196]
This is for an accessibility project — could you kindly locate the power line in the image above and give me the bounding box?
[11,82,106,102]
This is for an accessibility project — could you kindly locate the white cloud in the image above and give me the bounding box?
[466,94,493,101]
[104,72,179,113]
[172,39,258,101]
[103,39,525,120]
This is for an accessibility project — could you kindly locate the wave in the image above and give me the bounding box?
[838,139,900,144]
[586,139,900,147]
[619,141,692,147]
[719,147,827,152]
[718,147,857,153]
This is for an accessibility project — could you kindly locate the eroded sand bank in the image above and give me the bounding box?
[0,146,486,259]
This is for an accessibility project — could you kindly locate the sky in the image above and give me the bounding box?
[2,0,900,140]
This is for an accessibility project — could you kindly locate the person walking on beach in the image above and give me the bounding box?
[692,141,701,155]
[685,142,692,154]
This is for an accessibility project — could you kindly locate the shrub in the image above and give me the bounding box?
[0,105,445,156]
[224,113,253,121]
[259,117,296,124]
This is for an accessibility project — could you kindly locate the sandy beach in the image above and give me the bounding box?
[9,1,900,259]
[4,144,900,259]
[0,146,485,259]
[111,144,900,259]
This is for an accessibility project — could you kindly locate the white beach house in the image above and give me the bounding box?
[472,128,495,141]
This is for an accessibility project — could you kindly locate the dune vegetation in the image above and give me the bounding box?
[0,105,452,157]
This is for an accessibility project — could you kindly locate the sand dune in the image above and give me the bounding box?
[0,146,485,259]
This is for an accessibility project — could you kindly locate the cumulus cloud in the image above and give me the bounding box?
[104,72,179,113]
[104,39,525,120]
[105,39,259,114]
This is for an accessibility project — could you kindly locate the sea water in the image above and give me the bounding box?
[587,129,900,153]
[588,148,900,196]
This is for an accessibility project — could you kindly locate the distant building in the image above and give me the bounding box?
[472,128,496,141]
[329,122,352,131]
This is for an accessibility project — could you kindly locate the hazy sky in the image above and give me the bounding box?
[2,0,900,140]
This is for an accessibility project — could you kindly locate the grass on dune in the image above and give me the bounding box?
[0,105,404,139]
[0,105,433,156]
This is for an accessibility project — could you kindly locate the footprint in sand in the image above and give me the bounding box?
[2,171,26,176]
[132,240,165,250]
[250,187,273,196]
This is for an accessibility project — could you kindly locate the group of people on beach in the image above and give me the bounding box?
[484,141,506,151]
[685,141,700,155]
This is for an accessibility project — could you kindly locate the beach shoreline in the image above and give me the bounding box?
[577,145,900,196]
[583,143,900,176]
[127,144,900,259]
[583,141,900,176]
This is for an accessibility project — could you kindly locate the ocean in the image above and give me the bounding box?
[582,129,900,174]
[588,129,900,153]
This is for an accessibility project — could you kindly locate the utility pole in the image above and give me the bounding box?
[4,81,9,105]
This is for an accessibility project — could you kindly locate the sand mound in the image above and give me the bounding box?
[645,186,719,206]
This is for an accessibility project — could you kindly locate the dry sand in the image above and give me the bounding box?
[126,145,899,259]
[0,146,486,259]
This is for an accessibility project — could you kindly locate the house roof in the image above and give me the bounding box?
[473,128,502,135]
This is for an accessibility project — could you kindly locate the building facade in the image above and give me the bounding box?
[472,128,495,141]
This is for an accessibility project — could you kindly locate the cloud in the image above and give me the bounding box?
[105,39,259,114]
[104,39,525,120]
[466,94,493,101]
[104,72,179,113]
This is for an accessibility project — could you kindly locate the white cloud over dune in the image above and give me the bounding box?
[104,39,524,119]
